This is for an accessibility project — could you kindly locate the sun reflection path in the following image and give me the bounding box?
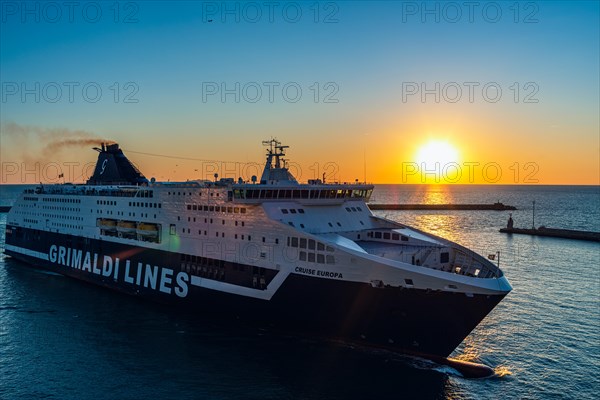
[421,186,454,205]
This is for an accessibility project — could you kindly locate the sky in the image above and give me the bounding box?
[0,1,598,184]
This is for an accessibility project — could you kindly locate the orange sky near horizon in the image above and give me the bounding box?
[1,125,598,185]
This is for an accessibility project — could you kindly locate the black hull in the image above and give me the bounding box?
[5,225,505,358]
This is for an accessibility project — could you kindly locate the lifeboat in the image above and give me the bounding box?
[137,222,160,237]
[97,219,117,231]
[116,220,136,234]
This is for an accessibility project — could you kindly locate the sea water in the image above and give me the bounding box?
[1,184,598,399]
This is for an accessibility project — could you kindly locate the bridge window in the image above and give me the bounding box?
[441,252,450,263]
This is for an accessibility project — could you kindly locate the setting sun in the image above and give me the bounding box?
[416,140,460,168]
[414,140,460,183]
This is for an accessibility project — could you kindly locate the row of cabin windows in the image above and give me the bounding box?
[174,226,252,241]
[42,214,82,221]
[95,209,155,219]
[52,222,83,230]
[287,237,334,252]
[43,206,80,212]
[168,191,205,196]
[16,203,36,208]
[281,208,305,214]
[23,197,39,201]
[169,191,220,197]
[180,253,226,266]
[135,190,153,198]
[345,206,363,212]
[23,218,38,224]
[98,200,116,206]
[13,210,37,215]
[42,197,81,203]
[180,227,255,242]
[186,204,246,214]
[84,190,146,198]
[368,231,409,241]
[299,251,335,264]
[129,201,161,208]
[180,216,245,227]
[233,188,373,200]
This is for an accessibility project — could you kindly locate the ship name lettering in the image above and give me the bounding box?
[294,266,343,279]
[48,245,189,298]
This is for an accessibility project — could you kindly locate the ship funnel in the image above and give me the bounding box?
[86,143,148,185]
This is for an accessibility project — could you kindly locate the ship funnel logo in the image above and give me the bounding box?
[99,159,108,175]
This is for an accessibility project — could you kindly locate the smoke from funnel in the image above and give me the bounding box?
[1,122,115,163]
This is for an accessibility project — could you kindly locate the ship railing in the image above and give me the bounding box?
[31,185,153,198]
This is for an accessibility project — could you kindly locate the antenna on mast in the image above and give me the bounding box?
[363,147,367,184]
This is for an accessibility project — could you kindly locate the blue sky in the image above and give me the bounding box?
[1,1,599,183]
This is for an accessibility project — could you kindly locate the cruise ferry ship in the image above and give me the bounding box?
[4,139,511,360]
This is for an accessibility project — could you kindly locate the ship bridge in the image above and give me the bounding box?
[231,139,374,204]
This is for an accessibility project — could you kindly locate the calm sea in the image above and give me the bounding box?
[1,184,599,399]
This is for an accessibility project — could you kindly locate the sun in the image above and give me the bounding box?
[415,140,460,181]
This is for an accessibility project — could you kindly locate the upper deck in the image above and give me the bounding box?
[25,138,374,205]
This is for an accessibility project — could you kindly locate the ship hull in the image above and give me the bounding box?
[5,225,504,358]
